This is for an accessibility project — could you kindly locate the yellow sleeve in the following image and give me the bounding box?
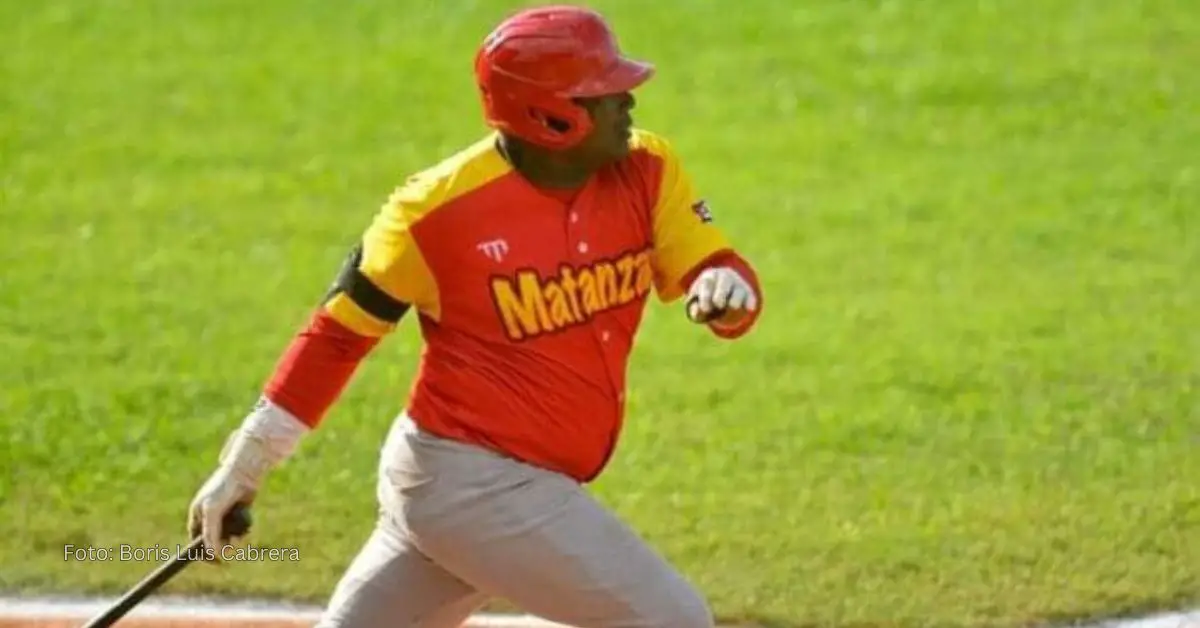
[323,181,441,337]
[640,132,733,302]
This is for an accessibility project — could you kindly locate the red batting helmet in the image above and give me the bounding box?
[474,5,655,150]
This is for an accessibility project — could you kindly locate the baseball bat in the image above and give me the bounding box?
[79,504,253,628]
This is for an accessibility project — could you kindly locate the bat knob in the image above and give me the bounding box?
[222,504,253,539]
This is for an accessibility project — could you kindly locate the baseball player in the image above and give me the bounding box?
[187,5,764,627]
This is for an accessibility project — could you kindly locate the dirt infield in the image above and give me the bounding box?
[0,620,313,628]
[0,597,574,628]
[0,616,562,628]
[0,618,566,628]
[0,621,572,628]
[3,597,1198,628]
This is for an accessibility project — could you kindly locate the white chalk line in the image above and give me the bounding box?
[1073,609,1200,628]
[0,595,572,626]
[0,595,1197,627]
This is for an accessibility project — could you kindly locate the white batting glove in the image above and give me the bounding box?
[686,266,758,324]
[188,398,308,560]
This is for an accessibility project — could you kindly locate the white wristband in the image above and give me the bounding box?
[217,397,310,487]
[241,397,310,462]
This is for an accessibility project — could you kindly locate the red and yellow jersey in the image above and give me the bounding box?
[304,129,759,482]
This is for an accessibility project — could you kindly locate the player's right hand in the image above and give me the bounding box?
[187,397,309,562]
[187,430,272,561]
[188,469,256,561]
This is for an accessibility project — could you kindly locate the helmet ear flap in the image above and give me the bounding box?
[525,101,593,147]
[531,108,572,134]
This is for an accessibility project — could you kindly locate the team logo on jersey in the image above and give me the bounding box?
[490,248,654,341]
[691,199,713,223]
[476,238,509,262]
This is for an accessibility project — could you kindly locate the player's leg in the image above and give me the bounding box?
[314,502,489,627]
[427,479,713,627]
[385,417,713,628]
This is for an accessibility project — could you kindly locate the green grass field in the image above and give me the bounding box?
[3,0,1198,626]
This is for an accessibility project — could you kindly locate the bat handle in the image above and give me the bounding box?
[78,504,253,628]
[79,537,204,628]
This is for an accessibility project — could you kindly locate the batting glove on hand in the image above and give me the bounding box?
[686,266,758,326]
[188,398,308,562]
[188,435,265,561]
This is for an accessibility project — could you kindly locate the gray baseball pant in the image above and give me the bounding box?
[313,414,713,628]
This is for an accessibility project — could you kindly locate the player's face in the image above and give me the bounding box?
[571,92,635,164]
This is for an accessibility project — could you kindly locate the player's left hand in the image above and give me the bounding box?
[686,266,758,325]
